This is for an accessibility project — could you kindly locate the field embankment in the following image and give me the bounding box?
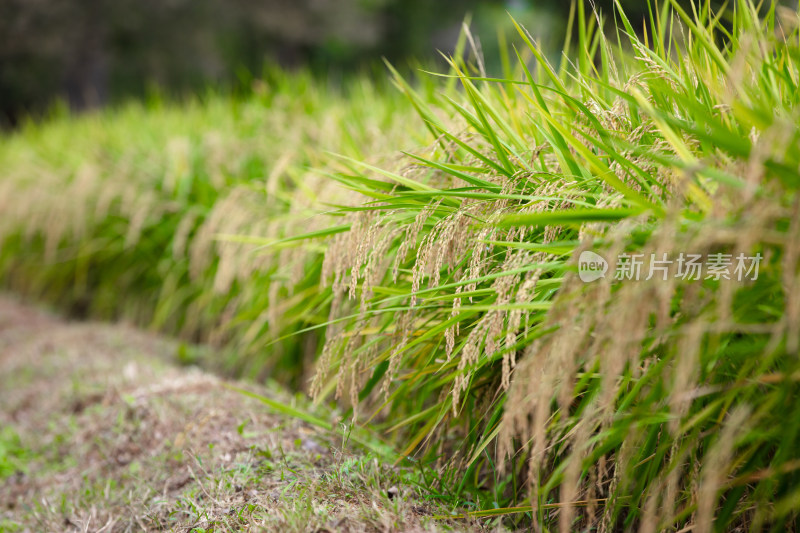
[0,296,491,532]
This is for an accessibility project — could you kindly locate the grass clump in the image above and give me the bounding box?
[1,0,800,530]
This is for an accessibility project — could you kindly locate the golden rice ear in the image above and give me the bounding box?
[500,181,796,529]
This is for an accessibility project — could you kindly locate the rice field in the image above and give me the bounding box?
[2,1,800,530]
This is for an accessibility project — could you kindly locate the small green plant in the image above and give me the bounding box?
[0,426,29,479]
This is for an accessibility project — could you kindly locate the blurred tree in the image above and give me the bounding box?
[3,0,781,127]
[378,0,489,60]
[0,0,392,126]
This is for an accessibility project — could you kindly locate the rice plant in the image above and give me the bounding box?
[311,1,800,529]
[0,70,413,383]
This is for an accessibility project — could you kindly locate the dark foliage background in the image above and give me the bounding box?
[0,0,710,127]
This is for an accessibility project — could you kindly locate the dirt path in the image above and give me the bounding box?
[0,297,485,532]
